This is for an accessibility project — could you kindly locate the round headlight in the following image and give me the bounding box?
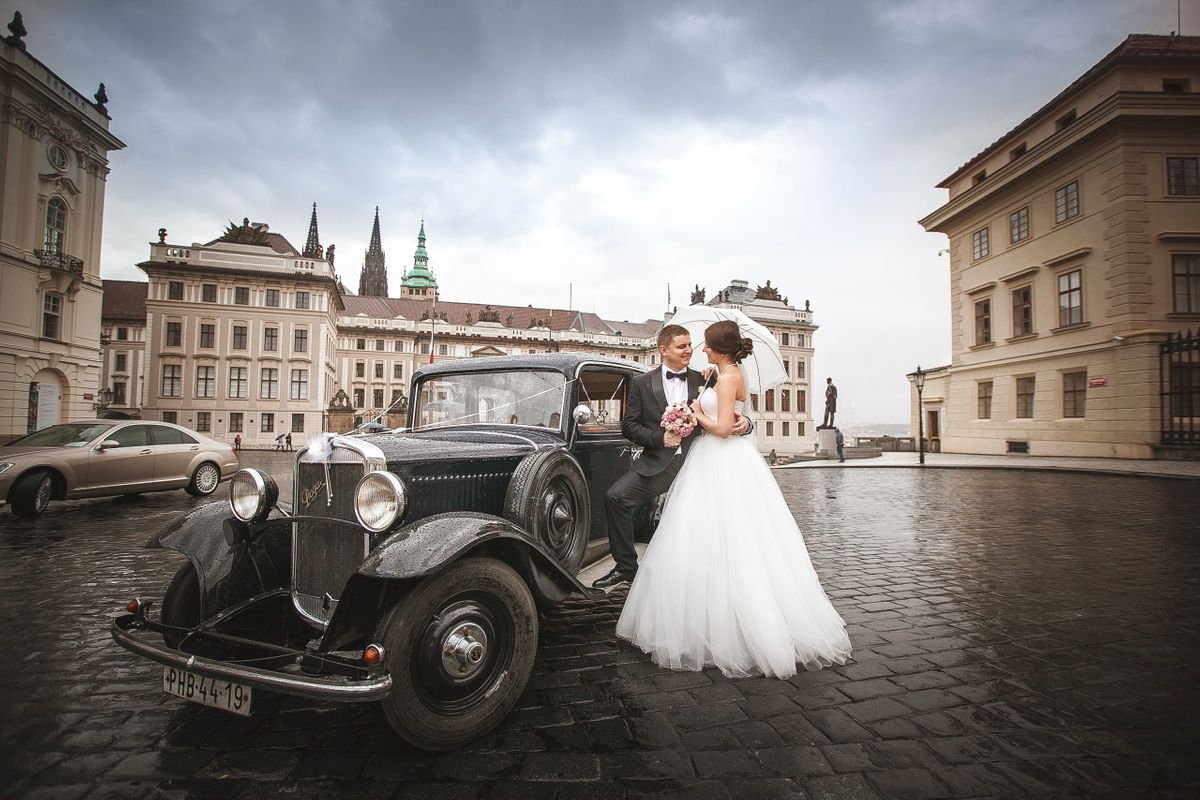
[354,471,406,533]
[229,468,278,522]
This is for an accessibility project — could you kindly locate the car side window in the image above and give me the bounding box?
[150,426,193,445]
[108,425,150,448]
[576,371,628,434]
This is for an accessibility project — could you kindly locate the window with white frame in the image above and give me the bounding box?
[161,364,182,397]
[229,366,247,398]
[1167,157,1199,196]
[1055,180,1079,223]
[1063,371,1086,418]
[196,366,215,398]
[42,293,62,339]
[1057,270,1083,327]
[260,367,279,399]
[974,298,992,344]
[290,368,308,400]
[971,227,989,260]
[1009,206,1030,244]
[1173,254,1200,313]
[44,197,67,253]
[1012,286,1033,337]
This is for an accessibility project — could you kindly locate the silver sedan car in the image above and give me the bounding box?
[1,420,240,518]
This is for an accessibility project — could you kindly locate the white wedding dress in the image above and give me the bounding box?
[616,387,852,678]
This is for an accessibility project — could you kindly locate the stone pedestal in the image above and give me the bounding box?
[816,427,837,458]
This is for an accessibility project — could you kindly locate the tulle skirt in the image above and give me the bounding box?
[615,432,852,678]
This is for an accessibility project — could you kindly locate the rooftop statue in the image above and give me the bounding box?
[219,217,271,246]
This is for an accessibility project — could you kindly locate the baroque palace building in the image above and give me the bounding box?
[101,208,819,454]
[0,13,125,441]
[916,34,1200,459]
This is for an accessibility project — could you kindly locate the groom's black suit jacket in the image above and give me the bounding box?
[620,367,705,477]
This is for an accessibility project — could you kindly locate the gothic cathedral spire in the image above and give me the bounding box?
[358,206,389,297]
[302,202,322,259]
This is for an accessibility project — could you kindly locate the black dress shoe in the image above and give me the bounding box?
[592,566,636,589]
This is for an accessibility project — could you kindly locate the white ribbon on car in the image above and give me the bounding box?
[408,379,577,431]
[304,432,337,506]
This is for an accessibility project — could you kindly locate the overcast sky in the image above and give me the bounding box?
[18,0,1188,423]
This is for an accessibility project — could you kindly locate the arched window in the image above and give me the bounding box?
[44,197,67,254]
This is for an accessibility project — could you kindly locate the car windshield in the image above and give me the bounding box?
[7,423,114,448]
[413,370,567,430]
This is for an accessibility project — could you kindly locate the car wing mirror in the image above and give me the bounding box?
[98,439,120,450]
[572,404,593,426]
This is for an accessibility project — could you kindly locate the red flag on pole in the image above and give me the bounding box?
[428,305,436,364]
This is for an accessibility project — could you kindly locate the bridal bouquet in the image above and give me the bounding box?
[661,402,697,438]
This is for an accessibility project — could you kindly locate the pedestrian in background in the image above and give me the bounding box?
[233,434,242,452]
[274,433,285,452]
[285,432,293,451]
[835,427,845,463]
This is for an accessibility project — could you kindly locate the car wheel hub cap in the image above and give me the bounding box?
[36,479,50,509]
[542,486,574,550]
[198,467,218,492]
[442,622,487,676]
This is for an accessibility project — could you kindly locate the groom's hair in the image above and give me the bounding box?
[657,324,688,350]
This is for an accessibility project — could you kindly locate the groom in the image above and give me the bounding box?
[593,324,751,589]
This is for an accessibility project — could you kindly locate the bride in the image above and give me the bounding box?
[615,320,852,678]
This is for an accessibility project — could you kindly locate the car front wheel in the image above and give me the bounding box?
[374,557,538,751]
[10,470,53,518]
[186,462,221,497]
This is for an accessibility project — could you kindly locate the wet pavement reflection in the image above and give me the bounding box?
[0,460,1197,798]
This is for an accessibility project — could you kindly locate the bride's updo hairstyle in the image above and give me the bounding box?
[705,320,754,363]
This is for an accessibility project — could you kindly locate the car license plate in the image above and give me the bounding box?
[162,666,252,716]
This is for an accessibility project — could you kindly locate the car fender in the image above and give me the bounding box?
[359,512,594,606]
[147,501,292,619]
[6,456,79,500]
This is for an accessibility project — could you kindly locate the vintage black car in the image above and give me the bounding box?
[112,354,654,750]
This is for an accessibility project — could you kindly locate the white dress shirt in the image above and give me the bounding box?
[660,364,689,407]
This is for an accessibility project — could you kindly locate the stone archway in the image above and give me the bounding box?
[29,368,67,432]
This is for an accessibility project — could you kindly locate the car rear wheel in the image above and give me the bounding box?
[10,470,53,518]
[374,557,538,751]
[503,449,590,573]
[186,462,221,497]
[161,561,202,648]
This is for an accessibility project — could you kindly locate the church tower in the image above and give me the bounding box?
[357,207,389,297]
[302,202,323,259]
[399,219,438,301]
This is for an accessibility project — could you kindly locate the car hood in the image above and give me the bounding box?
[361,427,564,466]
[0,445,83,461]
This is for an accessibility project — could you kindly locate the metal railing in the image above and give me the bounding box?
[1160,329,1199,446]
[33,249,84,277]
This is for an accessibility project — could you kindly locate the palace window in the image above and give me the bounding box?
[294,328,308,353]
[295,291,311,309]
[765,390,775,412]
[1055,180,1079,223]
[196,366,215,398]
[1012,286,1033,337]
[766,422,774,436]
[42,293,62,339]
[165,321,182,347]
[232,325,247,349]
[438,344,449,356]
[265,289,280,307]
[376,339,385,351]
[974,298,991,344]
[44,197,67,253]
[291,413,305,433]
[393,363,403,380]
[1016,376,1035,418]
[780,332,790,346]
[260,367,279,400]
[978,381,993,419]
[229,412,243,432]
[750,394,759,412]
[115,353,127,372]
[161,364,181,397]
[1167,157,1199,196]
[355,361,365,378]
[797,360,805,379]
[783,359,789,376]
[261,413,274,433]
[162,411,177,424]
[234,287,249,305]
[1063,371,1086,418]
[356,338,366,350]
[202,283,217,302]
[394,340,405,352]
[263,327,278,351]
[1009,206,1030,244]
[781,390,791,412]
[196,412,211,432]
[1173,254,1200,313]
[782,421,790,437]
[374,363,384,379]
[354,388,365,407]
[168,281,184,301]
[1057,270,1083,327]
[799,390,806,413]
[199,323,215,348]
[374,389,384,408]
[972,227,989,260]
[116,327,128,340]
[112,382,126,405]
[290,368,308,401]
[229,367,247,398]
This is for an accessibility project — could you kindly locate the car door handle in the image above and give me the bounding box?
[190,446,199,451]
[140,449,152,455]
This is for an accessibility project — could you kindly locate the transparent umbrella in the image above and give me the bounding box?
[668,305,788,394]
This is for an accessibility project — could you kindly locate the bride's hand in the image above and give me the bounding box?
[690,399,703,415]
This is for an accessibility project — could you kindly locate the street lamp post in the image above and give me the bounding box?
[914,365,926,465]
[94,386,113,417]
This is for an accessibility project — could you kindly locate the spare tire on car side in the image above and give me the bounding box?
[503,449,590,574]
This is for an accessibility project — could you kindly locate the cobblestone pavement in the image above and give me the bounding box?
[1,460,1198,799]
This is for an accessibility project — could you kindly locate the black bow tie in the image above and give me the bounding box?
[665,370,687,381]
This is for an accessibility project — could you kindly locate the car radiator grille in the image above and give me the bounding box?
[293,454,370,626]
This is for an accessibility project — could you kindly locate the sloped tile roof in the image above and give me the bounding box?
[101,280,148,321]
[341,295,638,335]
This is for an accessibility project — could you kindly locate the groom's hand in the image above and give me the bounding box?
[663,431,682,448]
[732,413,750,436]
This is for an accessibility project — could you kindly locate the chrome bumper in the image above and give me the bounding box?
[111,615,392,703]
